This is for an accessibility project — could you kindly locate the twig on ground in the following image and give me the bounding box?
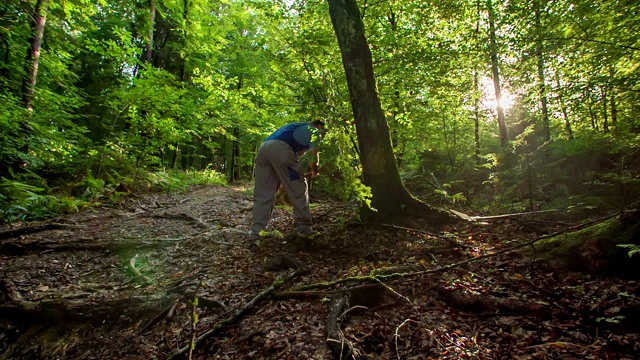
[395,318,415,360]
[188,282,204,360]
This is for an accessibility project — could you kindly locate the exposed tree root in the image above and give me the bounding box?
[291,220,623,295]
[430,285,553,318]
[165,268,307,360]
[0,236,189,255]
[0,223,70,240]
[145,212,209,229]
[0,288,173,327]
[326,295,359,360]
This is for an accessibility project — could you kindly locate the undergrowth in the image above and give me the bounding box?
[0,167,226,224]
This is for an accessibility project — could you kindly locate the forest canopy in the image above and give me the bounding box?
[1,0,639,223]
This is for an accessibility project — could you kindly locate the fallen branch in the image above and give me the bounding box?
[275,283,395,300]
[450,209,558,221]
[292,218,617,293]
[348,222,441,238]
[165,268,307,360]
[0,237,186,255]
[326,295,359,360]
[0,289,173,326]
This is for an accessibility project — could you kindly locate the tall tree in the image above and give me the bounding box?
[20,0,49,113]
[326,0,455,223]
[145,0,156,65]
[473,0,483,164]
[532,0,550,142]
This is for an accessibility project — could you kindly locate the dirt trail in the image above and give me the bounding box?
[1,184,638,359]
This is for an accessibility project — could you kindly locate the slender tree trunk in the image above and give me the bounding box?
[20,0,49,113]
[229,126,240,182]
[601,86,609,134]
[171,144,179,169]
[533,0,550,142]
[221,136,227,178]
[610,88,617,134]
[145,0,156,65]
[442,115,454,171]
[554,69,573,139]
[474,70,481,163]
[385,8,405,167]
[586,89,597,130]
[159,148,165,168]
[608,67,617,134]
[473,0,482,164]
[487,0,508,147]
[180,0,189,82]
[228,76,243,182]
[10,0,49,175]
[0,35,10,80]
[327,0,456,224]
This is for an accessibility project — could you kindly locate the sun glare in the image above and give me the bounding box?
[480,77,514,113]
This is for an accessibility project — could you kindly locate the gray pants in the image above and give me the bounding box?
[251,140,312,234]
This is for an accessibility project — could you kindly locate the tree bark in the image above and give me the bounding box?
[327,0,456,225]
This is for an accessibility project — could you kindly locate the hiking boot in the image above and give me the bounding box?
[294,228,320,239]
[247,230,261,241]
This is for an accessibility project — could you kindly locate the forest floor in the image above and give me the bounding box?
[1,183,639,360]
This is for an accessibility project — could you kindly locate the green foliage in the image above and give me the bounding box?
[0,167,225,224]
[0,178,91,223]
[146,168,226,193]
[311,129,373,209]
[596,315,626,324]
[617,244,640,258]
[0,0,638,228]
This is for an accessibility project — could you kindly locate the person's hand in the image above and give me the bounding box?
[307,163,320,179]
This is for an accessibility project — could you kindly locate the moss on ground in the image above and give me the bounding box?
[533,214,640,277]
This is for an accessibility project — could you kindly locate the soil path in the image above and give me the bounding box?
[1,184,638,359]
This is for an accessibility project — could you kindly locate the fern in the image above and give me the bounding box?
[617,244,640,258]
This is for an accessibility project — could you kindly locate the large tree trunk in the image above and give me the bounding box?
[327,0,456,225]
